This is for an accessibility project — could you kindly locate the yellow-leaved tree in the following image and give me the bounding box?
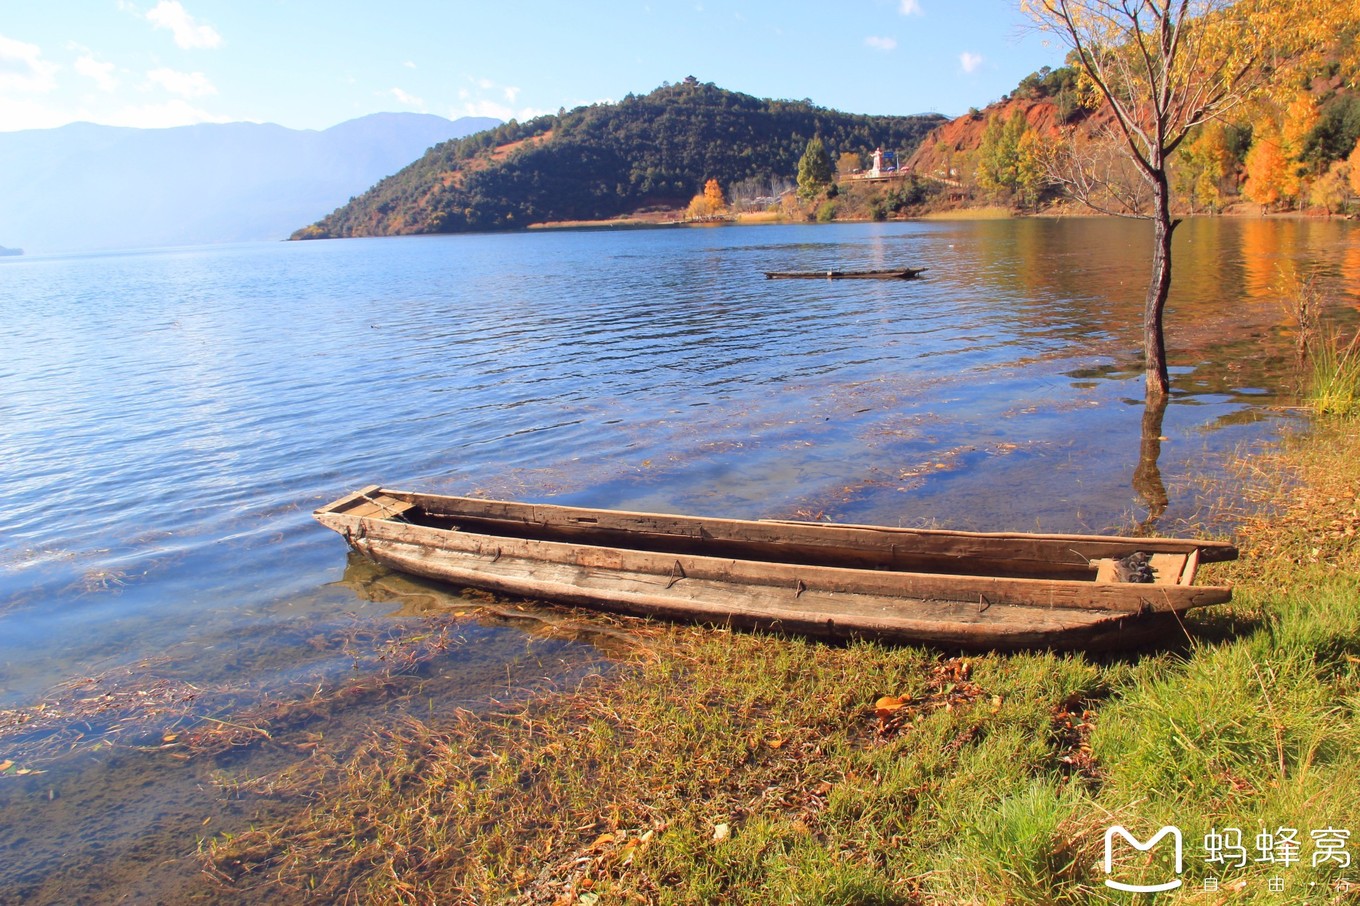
[1022,0,1357,398]
[1349,137,1360,196]
[685,179,728,220]
[1015,129,1050,211]
[703,178,726,211]
[1311,160,1350,215]
[1243,117,1291,208]
[1175,121,1239,212]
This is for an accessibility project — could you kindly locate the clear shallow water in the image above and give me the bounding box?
[4,218,1360,701]
[1,217,1357,900]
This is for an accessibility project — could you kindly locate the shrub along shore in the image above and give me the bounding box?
[204,412,1360,903]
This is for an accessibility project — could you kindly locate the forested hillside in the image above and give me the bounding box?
[293,78,945,238]
[907,20,1360,216]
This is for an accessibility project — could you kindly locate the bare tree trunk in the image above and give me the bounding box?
[1144,171,1177,399]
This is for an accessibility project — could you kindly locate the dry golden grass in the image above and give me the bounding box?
[197,423,1360,904]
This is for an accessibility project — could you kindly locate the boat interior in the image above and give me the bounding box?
[322,489,1210,585]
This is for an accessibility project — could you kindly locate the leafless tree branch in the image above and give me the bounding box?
[1045,126,1156,217]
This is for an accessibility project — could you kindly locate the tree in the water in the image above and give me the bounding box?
[1023,0,1352,398]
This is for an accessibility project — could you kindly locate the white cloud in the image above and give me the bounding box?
[147,67,217,97]
[899,0,923,14]
[403,60,417,69]
[146,1,222,49]
[455,98,517,121]
[0,94,229,131]
[0,33,59,93]
[0,34,229,132]
[452,77,547,122]
[0,96,68,131]
[865,36,897,51]
[102,98,231,128]
[450,96,551,123]
[389,87,424,109]
[75,54,118,92]
[959,51,984,74]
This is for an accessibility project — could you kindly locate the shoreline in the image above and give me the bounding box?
[202,415,1360,902]
[291,199,1357,242]
[524,200,1355,231]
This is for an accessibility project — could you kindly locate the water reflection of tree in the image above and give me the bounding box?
[1132,393,1169,534]
[1241,217,1288,298]
[1344,243,1360,302]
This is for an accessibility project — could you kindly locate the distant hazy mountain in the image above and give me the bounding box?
[0,113,500,253]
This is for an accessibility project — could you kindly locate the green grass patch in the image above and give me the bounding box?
[1308,328,1360,418]
[203,425,1360,904]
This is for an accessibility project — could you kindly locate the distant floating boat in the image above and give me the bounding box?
[764,268,926,280]
[315,486,1237,652]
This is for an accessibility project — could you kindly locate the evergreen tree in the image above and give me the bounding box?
[797,137,834,200]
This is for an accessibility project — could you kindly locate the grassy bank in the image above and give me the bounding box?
[205,422,1360,904]
[918,206,1015,221]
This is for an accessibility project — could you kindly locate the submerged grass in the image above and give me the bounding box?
[1309,329,1360,419]
[1281,267,1360,419]
[203,424,1360,904]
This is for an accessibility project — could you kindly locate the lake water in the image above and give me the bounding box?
[1,217,1357,901]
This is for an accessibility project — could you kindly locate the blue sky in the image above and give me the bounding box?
[1,1,1062,132]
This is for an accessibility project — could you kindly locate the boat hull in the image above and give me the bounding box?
[764,268,926,280]
[315,488,1236,652]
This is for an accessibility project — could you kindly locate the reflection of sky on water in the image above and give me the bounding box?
[4,218,1356,702]
[1,216,1355,901]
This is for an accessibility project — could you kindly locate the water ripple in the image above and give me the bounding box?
[1,219,1349,703]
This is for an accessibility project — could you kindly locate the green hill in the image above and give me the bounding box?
[293,78,946,238]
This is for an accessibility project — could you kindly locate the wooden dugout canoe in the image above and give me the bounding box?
[763,268,926,280]
[315,486,1238,651]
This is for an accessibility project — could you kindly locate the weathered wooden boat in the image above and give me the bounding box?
[315,487,1238,651]
[764,268,926,280]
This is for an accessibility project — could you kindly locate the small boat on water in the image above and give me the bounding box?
[315,487,1237,651]
[764,268,926,280]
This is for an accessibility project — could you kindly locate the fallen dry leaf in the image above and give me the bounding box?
[874,695,909,718]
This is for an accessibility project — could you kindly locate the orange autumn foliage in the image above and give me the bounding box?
[686,178,728,220]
